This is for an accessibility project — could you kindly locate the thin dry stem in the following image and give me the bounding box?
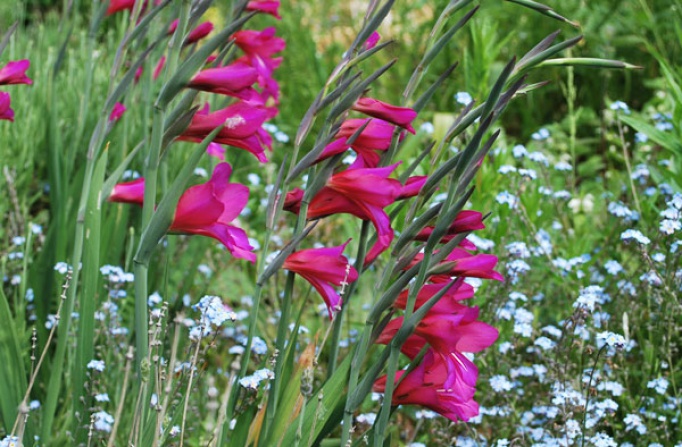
[107,346,134,447]
[11,270,72,438]
[179,328,204,447]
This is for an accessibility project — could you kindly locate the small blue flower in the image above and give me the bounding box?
[554,161,572,171]
[87,360,106,372]
[609,100,630,114]
[647,377,669,395]
[621,229,651,245]
[454,91,473,105]
[512,144,528,158]
[92,410,114,432]
[531,128,550,141]
[496,191,518,209]
[419,122,434,134]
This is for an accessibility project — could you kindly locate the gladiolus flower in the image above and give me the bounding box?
[153,56,166,80]
[373,349,481,423]
[108,163,255,262]
[246,0,281,19]
[188,63,259,99]
[393,280,475,312]
[233,27,285,59]
[397,176,427,200]
[186,22,214,43]
[352,98,416,133]
[232,28,285,104]
[109,178,144,205]
[106,0,136,15]
[109,102,126,122]
[178,102,272,162]
[364,31,380,50]
[284,164,403,264]
[0,60,32,85]
[134,66,144,84]
[320,119,401,168]
[282,241,358,319]
[206,142,226,160]
[406,248,504,281]
[415,210,486,243]
[0,92,14,121]
[376,304,499,355]
[168,20,214,45]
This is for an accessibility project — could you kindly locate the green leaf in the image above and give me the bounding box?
[73,148,108,444]
[505,0,579,27]
[0,22,18,57]
[619,115,682,157]
[537,57,642,70]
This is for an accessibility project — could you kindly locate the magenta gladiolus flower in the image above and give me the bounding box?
[373,349,481,423]
[109,178,144,205]
[377,304,499,355]
[397,176,427,200]
[246,0,281,19]
[0,92,14,121]
[284,164,404,264]
[134,66,144,84]
[406,247,504,282]
[415,210,486,243]
[337,118,396,149]
[393,280,475,312]
[352,98,416,134]
[186,22,214,44]
[206,142,226,161]
[106,0,136,15]
[168,20,214,45]
[0,60,32,85]
[233,27,285,58]
[320,119,401,168]
[153,56,166,80]
[282,241,358,319]
[178,102,272,162]
[108,163,255,262]
[364,31,381,50]
[109,102,126,122]
[232,28,284,104]
[188,63,259,99]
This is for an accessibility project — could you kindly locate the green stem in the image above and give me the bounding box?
[226,284,264,420]
[263,271,296,442]
[328,221,370,374]
[136,109,165,369]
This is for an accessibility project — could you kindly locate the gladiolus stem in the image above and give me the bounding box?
[265,271,296,441]
[137,109,165,370]
[328,221,370,375]
[227,284,264,418]
[373,347,401,446]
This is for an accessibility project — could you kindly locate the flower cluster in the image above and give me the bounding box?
[108,3,285,264]
[373,213,502,422]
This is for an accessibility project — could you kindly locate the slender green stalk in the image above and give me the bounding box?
[263,272,296,441]
[328,221,370,374]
